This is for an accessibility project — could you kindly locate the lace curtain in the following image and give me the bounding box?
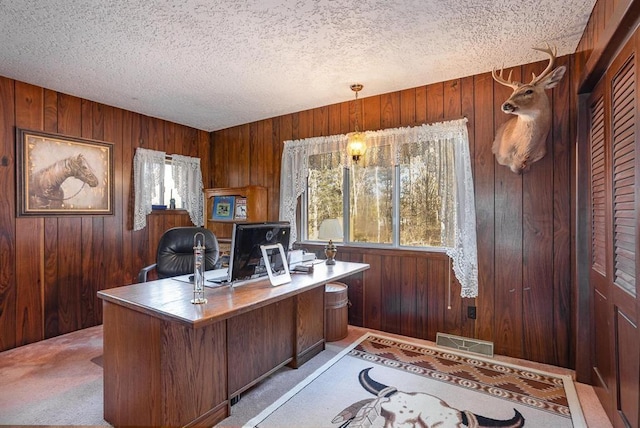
[279,118,478,298]
[171,154,204,228]
[133,147,165,231]
[133,148,204,231]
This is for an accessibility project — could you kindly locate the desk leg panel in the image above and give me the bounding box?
[227,298,295,396]
[103,301,163,427]
[161,318,227,426]
[103,301,228,427]
[292,285,325,368]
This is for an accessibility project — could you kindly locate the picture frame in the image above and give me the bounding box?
[211,195,235,220]
[260,243,291,286]
[234,197,247,220]
[16,128,114,217]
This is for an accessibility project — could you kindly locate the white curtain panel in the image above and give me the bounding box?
[171,154,204,228]
[279,118,478,298]
[133,148,204,231]
[133,147,165,231]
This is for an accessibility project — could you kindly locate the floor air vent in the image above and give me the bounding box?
[436,333,494,357]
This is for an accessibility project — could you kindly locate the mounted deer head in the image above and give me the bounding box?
[492,44,566,174]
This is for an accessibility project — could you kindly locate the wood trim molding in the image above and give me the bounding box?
[575,93,594,383]
[579,0,640,92]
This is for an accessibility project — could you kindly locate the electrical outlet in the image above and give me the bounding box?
[467,306,477,319]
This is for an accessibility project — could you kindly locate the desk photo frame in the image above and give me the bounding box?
[260,243,291,286]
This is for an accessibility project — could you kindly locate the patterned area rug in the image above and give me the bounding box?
[247,333,587,428]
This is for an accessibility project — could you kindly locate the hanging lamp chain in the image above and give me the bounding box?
[354,91,359,132]
[351,83,363,133]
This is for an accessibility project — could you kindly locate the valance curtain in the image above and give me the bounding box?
[133,148,204,231]
[279,118,478,298]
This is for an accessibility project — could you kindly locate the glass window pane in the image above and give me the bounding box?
[164,165,183,209]
[398,140,454,247]
[350,145,393,244]
[151,174,163,206]
[151,162,183,209]
[307,152,343,241]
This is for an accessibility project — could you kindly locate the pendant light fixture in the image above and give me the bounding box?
[346,83,366,163]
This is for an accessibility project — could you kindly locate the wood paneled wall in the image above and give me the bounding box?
[0,78,210,352]
[212,55,576,367]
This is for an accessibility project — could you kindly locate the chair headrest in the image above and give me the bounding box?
[156,227,219,278]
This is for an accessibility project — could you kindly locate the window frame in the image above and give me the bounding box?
[151,157,183,210]
[301,162,449,253]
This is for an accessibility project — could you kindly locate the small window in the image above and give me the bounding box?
[151,161,183,209]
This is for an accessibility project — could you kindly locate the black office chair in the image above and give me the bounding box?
[138,227,220,283]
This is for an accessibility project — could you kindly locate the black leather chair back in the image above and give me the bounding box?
[156,227,219,279]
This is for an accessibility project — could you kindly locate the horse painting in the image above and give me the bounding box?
[29,154,99,209]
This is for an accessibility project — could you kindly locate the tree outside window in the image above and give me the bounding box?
[306,141,450,249]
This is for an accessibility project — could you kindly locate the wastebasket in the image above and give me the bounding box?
[325,282,349,342]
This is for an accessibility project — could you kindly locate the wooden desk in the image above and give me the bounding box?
[98,261,369,427]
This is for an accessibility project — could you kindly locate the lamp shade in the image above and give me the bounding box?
[346,83,366,163]
[318,218,343,241]
[347,131,366,162]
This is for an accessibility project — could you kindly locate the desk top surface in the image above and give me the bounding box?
[98,260,369,328]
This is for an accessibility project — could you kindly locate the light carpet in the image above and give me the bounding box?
[247,333,587,428]
[0,326,608,427]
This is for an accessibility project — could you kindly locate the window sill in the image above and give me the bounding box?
[150,209,189,215]
[297,241,448,257]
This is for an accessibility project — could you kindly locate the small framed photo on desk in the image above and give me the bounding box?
[212,196,235,220]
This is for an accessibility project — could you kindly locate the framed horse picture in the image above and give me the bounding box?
[16,128,114,216]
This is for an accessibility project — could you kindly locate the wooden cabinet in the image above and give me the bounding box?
[204,186,267,240]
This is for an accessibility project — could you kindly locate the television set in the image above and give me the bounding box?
[227,221,291,285]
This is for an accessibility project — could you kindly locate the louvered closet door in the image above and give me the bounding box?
[608,35,639,428]
[588,29,639,428]
[588,77,615,421]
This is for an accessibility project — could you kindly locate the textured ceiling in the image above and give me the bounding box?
[0,0,596,132]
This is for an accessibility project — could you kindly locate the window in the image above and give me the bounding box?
[305,139,455,249]
[133,148,204,231]
[151,160,184,209]
[399,139,455,248]
[307,152,343,241]
[281,119,479,297]
[349,145,394,244]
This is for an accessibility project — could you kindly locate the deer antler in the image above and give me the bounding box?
[529,43,557,85]
[492,66,520,89]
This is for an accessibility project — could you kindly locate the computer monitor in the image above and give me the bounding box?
[228,222,291,285]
